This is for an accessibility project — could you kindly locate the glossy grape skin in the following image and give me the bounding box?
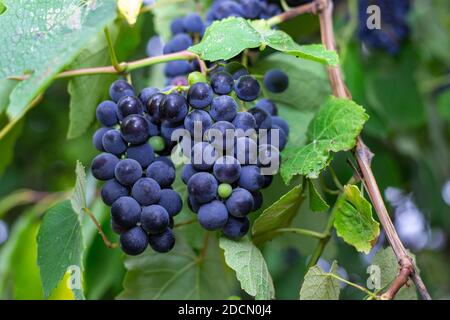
[101,179,129,206]
[121,114,150,144]
[163,33,193,54]
[181,164,198,184]
[146,160,176,188]
[209,95,238,122]
[102,129,127,155]
[146,35,164,57]
[160,93,189,124]
[182,13,204,33]
[120,226,148,256]
[207,121,235,150]
[126,143,155,168]
[96,100,118,126]
[255,99,278,116]
[91,153,119,180]
[115,159,142,186]
[117,96,143,120]
[92,127,110,151]
[158,189,183,217]
[263,69,289,93]
[240,0,264,18]
[138,87,159,107]
[160,122,184,147]
[149,228,175,253]
[238,165,264,192]
[184,109,213,137]
[234,136,258,165]
[198,200,229,231]
[234,75,260,102]
[187,172,218,204]
[154,156,176,169]
[226,188,254,217]
[141,205,170,235]
[187,82,213,109]
[188,194,201,213]
[164,61,193,78]
[210,71,234,95]
[146,93,166,124]
[212,1,244,20]
[232,112,257,134]
[222,216,250,240]
[248,107,272,130]
[111,196,141,229]
[191,142,218,171]
[251,190,263,211]
[131,178,161,206]
[213,156,241,184]
[109,80,135,102]
[111,217,126,234]
[170,17,186,34]
[272,116,289,136]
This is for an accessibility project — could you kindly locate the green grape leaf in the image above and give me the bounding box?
[71,161,86,218]
[189,18,262,61]
[332,185,380,254]
[67,40,114,139]
[299,261,340,300]
[281,96,368,183]
[0,117,24,177]
[0,78,16,114]
[189,17,337,65]
[308,179,329,212]
[252,20,338,66]
[0,0,117,123]
[219,237,275,300]
[372,247,418,300]
[118,237,236,299]
[37,200,85,299]
[252,184,305,244]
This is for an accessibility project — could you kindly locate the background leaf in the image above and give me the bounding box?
[118,237,236,299]
[308,179,329,212]
[252,184,304,244]
[281,97,368,183]
[333,185,380,254]
[37,200,84,298]
[372,247,418,300]
[220,237,275,300]
[0,0,117,122]
[190,17,337,65]
[299,261,340,300]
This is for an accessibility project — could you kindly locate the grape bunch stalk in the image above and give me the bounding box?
[91,80,182,256]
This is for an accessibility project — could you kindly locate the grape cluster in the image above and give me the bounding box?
[146,1,284,83]
[177,65,290,240]
[206,0,281,21]
[358,0,410,54]
[91,80,182,256]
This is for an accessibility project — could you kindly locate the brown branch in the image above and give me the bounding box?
[318,0,431,300]
[267,0,326,26]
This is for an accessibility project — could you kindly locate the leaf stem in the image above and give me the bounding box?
[174,218,197,228]
[270,227,326,239]
[327,273,379,299]
[328,166,343,190]
[8,51,199,80]
[104,27,124,73]
[267,0,325,27]
[82,207,118,249]
[307,211,334,269]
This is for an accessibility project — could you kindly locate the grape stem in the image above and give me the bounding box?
[318,0,431,300]
[104,27,124,73]
[82,207,118,249]
[8,51,201,81]
[267,0,326,27]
